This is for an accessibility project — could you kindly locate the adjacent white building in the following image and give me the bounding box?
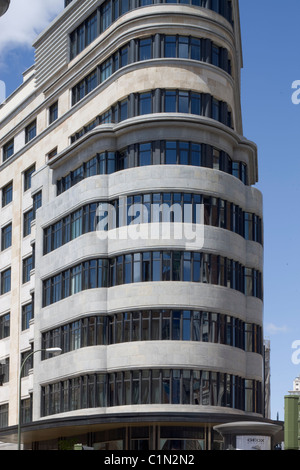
[0,0,269,450]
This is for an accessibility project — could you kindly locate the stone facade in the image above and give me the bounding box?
[0,0,266,450]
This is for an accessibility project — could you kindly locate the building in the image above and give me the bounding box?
[284,375,300,450]
[0,0,276,450]
[292,376,300,394]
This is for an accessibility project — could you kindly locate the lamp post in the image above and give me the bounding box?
[0,0,10,16]
[18,347,62,450]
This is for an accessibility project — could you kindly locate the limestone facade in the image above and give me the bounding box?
[0,0,265,450]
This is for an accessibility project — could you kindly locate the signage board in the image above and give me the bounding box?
[236,435,271,451]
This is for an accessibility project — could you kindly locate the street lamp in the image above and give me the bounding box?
[0,0,10,17]
[18,347,62,450]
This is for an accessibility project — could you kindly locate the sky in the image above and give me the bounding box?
[0,0,299,422]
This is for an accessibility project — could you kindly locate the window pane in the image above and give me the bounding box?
[165,141,177,164]
[165,36,176,57]
[86,12,97,45]
[191,143,201,166]
[120,100,128,121]
[178,91,189,113]
[178,37,189,58]
[191,93,201,115]
[139,38,152,60]
[139,142,151,166]
[139,92,152,115]
[191,38,201,60]
[165,91,176,112]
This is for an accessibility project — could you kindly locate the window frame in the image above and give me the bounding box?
[3,139,14,162]
[25,120,37,144]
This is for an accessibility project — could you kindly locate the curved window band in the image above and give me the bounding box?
[41,310,263,358]
[57,141,248,197]
[70,89,233,145]
[42,250,263,307]
[41,368,262,417]
[71,35,232,106]
[69,0,233,61]
[45,193,262,255]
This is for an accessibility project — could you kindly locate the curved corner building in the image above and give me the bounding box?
[0,0,266,450]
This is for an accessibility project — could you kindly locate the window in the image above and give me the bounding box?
[165,36,176,57]
[41,368,262,417]
[100,58,112,82]
[86,12,98,45]
[47,148,58,160]
[212,98,220,121]
[211,0,220,13]
[49,191,260,253]
[164,90,176,112]
[23,209,34,237]
[139,38,152,60]
[24,165,35,191]
[101,2,112,32]
[32,191,42,219]
[86,70,98,94]
[178,36,189,58]
[49,101,58,124]
[165,141,177,164]
[0,404,8,428]
[0,358,9,384]
[23,256,33,284]
[20,396,32,425]
[191,92,201,115]
[139,142,152,166]
[1,223,12,250]
[2,182,12,207]
[71,89,231,143]
[212,45,220,67]
[42,251,262,306]
[21,348,33,378]
[1,268,11,295]
[120,46,128,67]
[191,37,201,60]
[119,99,128,121]
[72,70,98,105]
[22,302,34,331]
[0,313,10,339]
[69,0,233,59]
[178,91,189,113]
[25,120,36,143]
[139,92,152,115]
[58,141,247,196]
[3,139,14,162]
[40,310,262,354]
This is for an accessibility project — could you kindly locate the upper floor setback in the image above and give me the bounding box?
[0,0,243,158]
[33,0,241,95]
[0,0,239,120]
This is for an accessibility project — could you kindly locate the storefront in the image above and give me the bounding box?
[213,422,283,450]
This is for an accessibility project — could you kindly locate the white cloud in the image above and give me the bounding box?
[265,323,288,335]
[0,0,64,55]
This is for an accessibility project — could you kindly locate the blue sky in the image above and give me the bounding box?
[0,0,299,422]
